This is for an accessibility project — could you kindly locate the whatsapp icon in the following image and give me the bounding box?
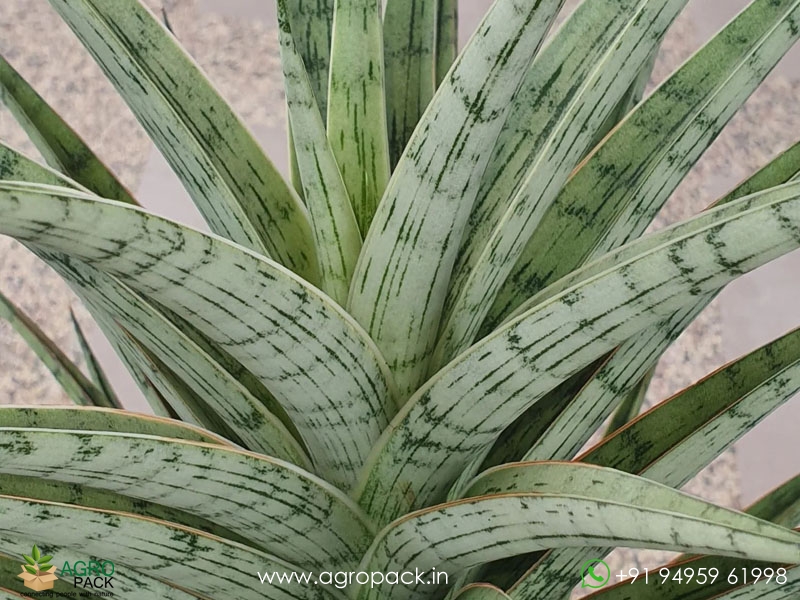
[580,559,611,589]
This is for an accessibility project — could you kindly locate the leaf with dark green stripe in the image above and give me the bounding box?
[349,0,565,399]
[510,126,800,466]
[0,145,303,459]
[327,0,390,233]
[355,181,800,525]
[0,182,396,488]
[0,289,111,408]
[63,256,312,460]
[0,429,374,572]
[522,298,707,462]
[46,0,319,278]
[508,325,800,599]
[285,0,335,120]
[0,54,135,203]
[748,475,800,529]
[0,406,229,445]
[69,309,121,409]
[0,495,339,600]
[435,0,458,87]
[278,0,362,305]
[479,359,607,470]
[357,463,800,600]
[487,0,800,330]
[605,365,655,436]
[581,325,800,483]
[384,0,437,167]
[436,0,688,367]
[0,474,253,547]
[721,139,800,205]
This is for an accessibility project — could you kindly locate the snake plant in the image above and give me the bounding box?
[0,0,799,598]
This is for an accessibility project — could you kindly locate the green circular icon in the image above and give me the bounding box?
[580,559,611,589]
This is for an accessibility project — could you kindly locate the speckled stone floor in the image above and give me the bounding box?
[1,0,798,585]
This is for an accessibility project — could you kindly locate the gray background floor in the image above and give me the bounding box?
[0,0,797,520]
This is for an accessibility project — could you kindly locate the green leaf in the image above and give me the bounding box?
[748,475,800,529]
[0,182,397,487]
[582,325,800,485]
[37,555,51,564]
[23,565,37,576]
[326,0,390,233]
[349,0,564,399]
[0,149,303,458]
[0,429,374,572]
[22,555,35,567]
[30,545,39,562]
[278,0,362,305]
[487,0,800,330]
[0,473,254,548]
[0,405,231,446]
[435,0,458,88]
[46,0,319,279]
[40,248,310,464]
[522,299,707,462]
[509,325,800,599]
[357,463,800,600]
[355,180,800,525]
[383,0,437,167]
[436,0,688,367]
[0,289,111,408]
[0,495,339,600]
[69,309,122,409]
[284,0,335,120]
[513,129,800,466]
[722,139,800,204]
[589,46,658,149]
[605,365,655,436]
[453,584,511,600]
[0,55,135,204]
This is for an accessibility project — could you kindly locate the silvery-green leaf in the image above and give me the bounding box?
[45,0,318,279]
[436,0,688,367]
[384,0,437,167]
[0,182,396,488]
[0,429,373,572]
[356,463,800,600]
[327,0,390,233]
[349,0,565,399]
[487,0,800,330]
[0,473,253,547]
[509,324,800,599]
[0,55,135,203]
[284,0,335,119]
[0,289,110,408]
[355,181,800,525]
[69,309,121,409]
[0,405,229,445]
[278,0,362,305]
[0,496,339,600]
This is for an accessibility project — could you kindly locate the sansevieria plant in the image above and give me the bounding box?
[1,0,800,598]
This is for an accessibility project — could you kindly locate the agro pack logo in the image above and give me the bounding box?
[60,557,116,592]
[16,543,116,597]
